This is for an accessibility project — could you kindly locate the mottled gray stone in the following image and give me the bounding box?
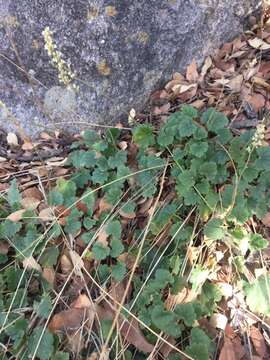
[0,0,260,135]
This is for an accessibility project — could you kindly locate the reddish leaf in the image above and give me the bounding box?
[250,326,267,358]
[219,337,237,360]
[96,302,154,353]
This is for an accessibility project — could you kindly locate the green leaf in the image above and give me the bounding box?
[83,217,96,230]
[8,179,21,207]
[157,129,174,147]
[151,305,181,337]
[92,242,110,261]
[91,168,108,185]
[249,233,268,251]
[52,352,69,360]
[34,294,52,319]
[175,303,197,326]
[200,282,222,315]
[255,147,270,170]
[177,170,195,189]
[47,190,63,206]
[111,261,126,281]
[244,275,270,316]
[181,105,198,118]
[6,317,27,349]
[178,117,197,138]
[40,247,59,267]
[185,328,212,360]
[108,151,127,169]
[189,142,208,158]
[201,108,229,133]
[185,343,209,360]
[110,239,124,258]
[204,218,225,240]
[68,150,96,168]
[27,326,54,360]
[106,220,121,240]
[0,220,22,238]
[133,124,155,148]
[200,162,217,181]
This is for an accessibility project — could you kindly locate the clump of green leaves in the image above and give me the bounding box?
[1,105,270,359]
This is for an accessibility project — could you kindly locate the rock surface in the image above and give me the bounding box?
[0,0,260,135]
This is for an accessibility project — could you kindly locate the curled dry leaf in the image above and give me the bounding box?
[119,209,136,219]
[248,37,270,50]
[60,254,73,274]
[209,313,227,331]
[42,267,55,286]
[186,59,199,82]
[39,207,55,221]
[7,132,19,147]
[7,209,26,222]
[69,250,84,277]
[219,337,237,360]
[200,56,212,79]
[226,74,243,92]
[250,326,267,358]
[20,197,40,210]
[95,197,112,218]
[23,256,42,272]
[97,228,109,246]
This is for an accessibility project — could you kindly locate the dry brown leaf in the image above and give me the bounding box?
[226,74,243,92]
[20,197,40,210]
[7,132,19,146]
[42,267,55,286]
[0,241,9,255]
[72,294,92,309]
[219,337,237,360]
[7,209,26,222]
[186,59,199,82]
[209,313,227,331]
[119,141,128,150]
[96,303,154,353]
[39,207,55,221]
[119,209,136,219]
[173,72,185,81]
[200,56,212,79]
[49,308,88,333]
[248,37,270,50]
[178,83,197,94]
[66,331,85,354]
[262,212,270,227]
[60,254,73,274]
[49,294,95,333]
[23,256,42,272]
[95,197,112,218]
[97,228,109,246]
[22,187,43,201]
[252,76,270,90]
[250,326,267,358]
[245,93,265,112]
[159,337,176,357]
[190,99,205,109]
[22,141,34,151]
